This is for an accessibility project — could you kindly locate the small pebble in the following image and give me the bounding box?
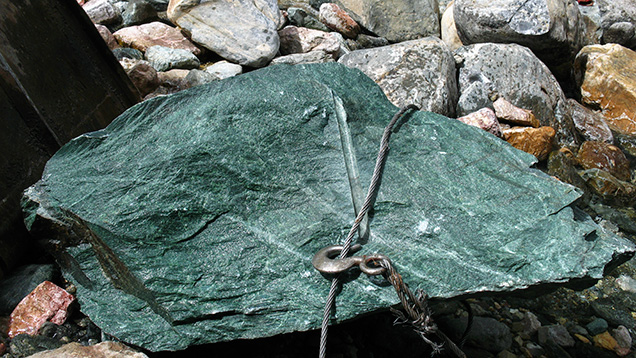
[586,318,609,336]
[612,325,632,348]
[593,331,618,351]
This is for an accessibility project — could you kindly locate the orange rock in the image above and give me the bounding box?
[574,44,636,136]
[8,281,75,338]
[578,141,632,181]
[493,97,540,128]
[593,331,618,351]
[319,3,360,39]
[502,126,556,161]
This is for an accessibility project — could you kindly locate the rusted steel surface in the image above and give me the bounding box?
[0,0,140,276]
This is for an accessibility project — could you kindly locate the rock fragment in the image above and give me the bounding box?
[204,61,243,80]
[8,281,75,338]
[114,22,202,55]
[167,0,283,67]
[339,37,457,116]
[568,99,613,143]
[334,0,440,42]
[279,26,341,57]
[493,97,539,128]
[83,0,121,25]
[271,51,335,65]
[574,44,636,136]
[457,108,502,137]
[319,3,359,38]
[27,341,149,358]
[95,24,120,50]
[502,126,556,161]
[125,61,160,97]
[145,45,200,72]
[578,141,631,182]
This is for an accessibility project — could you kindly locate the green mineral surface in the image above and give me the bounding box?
[22,63,635,351]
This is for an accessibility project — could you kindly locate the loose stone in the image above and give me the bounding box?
[578,141,632,182]
[278,26,341,57]
[456,108,502,137]
[318,3,359,38]
[145,45,200,72]
[502,126,556,161]
[113,22,202,56]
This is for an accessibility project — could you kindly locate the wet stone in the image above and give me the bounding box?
[578,141,632,182]
[586,317,609,335]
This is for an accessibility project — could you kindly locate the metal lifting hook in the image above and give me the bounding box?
[312,244,388,276]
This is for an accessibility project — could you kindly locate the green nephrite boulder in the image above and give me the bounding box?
[23,63,634,351]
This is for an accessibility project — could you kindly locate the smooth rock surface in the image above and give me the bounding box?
[454,0,585,68]
[22,63,635,351]
[204,61,243,80]
[456,43,578,148]
[167,0,283,67]
[27,341,148,358]
[113,22,202,55]
[334,0,440,42]
[339,37,457,116]
[441,1,462,51]
[145,45,200,72]
[574,44,636,136]
[568,98,613,143]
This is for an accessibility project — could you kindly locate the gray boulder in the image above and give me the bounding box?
[145,45,200,72]
[167,0,284,67]
[22,63,634,351]
[271,50,335,65]
[121,0,158,27]
[83,0,122,25]
[454,0,585,72]
[455,42,579,148]
[335,0,440,42]
[339,37,457,116]
[597,0,636,49]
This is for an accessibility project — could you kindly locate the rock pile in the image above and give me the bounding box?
[2,0,635,356]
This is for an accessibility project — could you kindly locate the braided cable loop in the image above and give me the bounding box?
[318,105,418,358]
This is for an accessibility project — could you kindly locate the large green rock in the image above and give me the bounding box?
[22,63,634,351]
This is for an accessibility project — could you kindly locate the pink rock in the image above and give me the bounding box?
[27,341,149,358]
[113,22,202,56]
[278,26,340,57]
[319,3,360,39]
[456,108,502,137]
[8,281,75,338]
[95,24,120,50]
[493,97,540,128]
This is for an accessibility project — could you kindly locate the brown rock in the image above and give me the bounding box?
[7,281,74,338]
[493,97,540,128]
[278,26,340,57]
[578,141,632,181]
[113,22,201,56]
[456,108,502,137]
[28,341,149,358]
[574,44,636,136]
[502,126,556,161]
[126,62,160,97]
[593,331,618,351]
[580,169,636,206]
[568,98,613,143]
[95,24,120,50]
[319,3,359,39]
[158,69,190,88]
